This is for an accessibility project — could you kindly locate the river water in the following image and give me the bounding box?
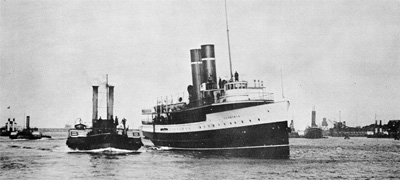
[1,132,399,179]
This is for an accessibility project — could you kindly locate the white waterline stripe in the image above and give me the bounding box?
[162,144,289,151]
[191,61,202,64]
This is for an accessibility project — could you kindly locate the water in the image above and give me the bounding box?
[1,132,399,179]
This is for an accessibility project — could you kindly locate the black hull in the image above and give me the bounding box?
[304,127,323,139]
[0,132,12,136]
[66,133,143,151]
[143,121,289,159]
[9,131,43,140]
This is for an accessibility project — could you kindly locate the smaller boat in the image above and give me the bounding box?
[9,116,51,139]
[0,118,19,136]
[304,107,323,139]
[66,78,143,151]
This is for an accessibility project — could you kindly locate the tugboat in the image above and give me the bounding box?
[0,118,18,136]
[66,77,143,151]
[9,116,51,139]
[141,3,290,158]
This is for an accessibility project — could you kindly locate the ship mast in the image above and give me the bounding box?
[225,0,233,81]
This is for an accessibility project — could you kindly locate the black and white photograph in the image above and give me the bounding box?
[1,0,399,179]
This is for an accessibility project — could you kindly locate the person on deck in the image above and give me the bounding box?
[234,71,239,81]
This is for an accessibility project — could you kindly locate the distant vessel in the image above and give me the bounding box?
[66,77,143,151]
[0,118,18,136]
[288,120,300,138]
[9,116,51,139]
[64,124,72,129]
[304,107,323,139]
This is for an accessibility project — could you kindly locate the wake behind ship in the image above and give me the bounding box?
[141,45,290,158]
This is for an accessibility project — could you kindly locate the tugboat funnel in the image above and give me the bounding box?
[26,116,30,129]
[92,86,99,122]
[107,86,114,120]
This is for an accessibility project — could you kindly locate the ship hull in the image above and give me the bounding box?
[9,131,42,139]
[66,133,143,151]
[304,127,323,139]
[143,121,289,158]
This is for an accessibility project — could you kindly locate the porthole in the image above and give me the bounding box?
[224,123,226,125]
[249,120,251,122]
[230,122,232,125]
[212,124,215,127]
[241,121,244,123]
[258,118,260,121]
[234,122,236,124]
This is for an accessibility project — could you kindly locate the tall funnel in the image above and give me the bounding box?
[311,107,316,127]
[92,86,99,121]
[190,49,202,106]
[6,118,10,131]
[201,44,217,88]
[26,116,30,129]
[107,86,114,120]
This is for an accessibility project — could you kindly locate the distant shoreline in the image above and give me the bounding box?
[38,128,69,132]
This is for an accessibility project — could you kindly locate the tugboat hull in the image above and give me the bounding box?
[66,133,143,151]
[9,131,43,140]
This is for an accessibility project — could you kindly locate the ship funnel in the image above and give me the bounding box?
[190,49,202,106]
[201,44,217,88]
[6,118,10,131]
[92,86,99,122]
[26,116,30,129]
[107,85,114,120]
[311,107,316,127]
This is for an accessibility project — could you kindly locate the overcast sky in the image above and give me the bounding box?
[1,0,399,130]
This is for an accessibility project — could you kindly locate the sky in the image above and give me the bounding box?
[1,0,399,130]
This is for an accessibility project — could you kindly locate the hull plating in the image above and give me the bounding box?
[143,121,289,158]
[66,133,143,150]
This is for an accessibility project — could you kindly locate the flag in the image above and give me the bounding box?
[7,106,10,109]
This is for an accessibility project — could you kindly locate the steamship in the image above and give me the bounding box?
[66,79,143,151]
[141,44,290,158]
[304,107,323,139]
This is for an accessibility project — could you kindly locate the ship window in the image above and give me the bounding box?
[241,121,244,123]
[249,120,252,122]
[234,122,236,124]
[258,118,260,121]
[71,131,78,136]
[230,122,232,125]
[212,124,215,127]
[224,123,226,125]
[199,126,201,129]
